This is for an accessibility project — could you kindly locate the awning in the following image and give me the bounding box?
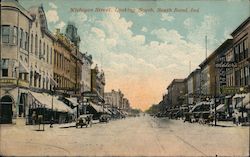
[29,91,73,113]
[50,77,58,86]
[65,97,78,107]
[19,61,29,73]
[89,102,103,113]
[103,108,112,114]
[233,94,247,99]
[246,103,250,109]
[235,93,249,108]
[225,95,233,98]
[216,104,226,112]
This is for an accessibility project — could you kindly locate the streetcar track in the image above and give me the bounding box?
[152,117,208,156]
[4,140,71,155]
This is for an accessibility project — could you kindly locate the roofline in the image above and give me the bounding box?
[231,17,250,36]
[199,39,233,68]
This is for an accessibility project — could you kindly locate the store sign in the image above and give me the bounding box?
[215,62,237,68]
[220,87,248,94]
[18,80,29,87]
[82,92,97,97]
[0,78,17,85]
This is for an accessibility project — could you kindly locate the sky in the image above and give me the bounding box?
[21,0,249,111]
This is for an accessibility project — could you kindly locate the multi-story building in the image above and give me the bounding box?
[122,98,130,110]
[167,79,186,107]
[0,0,33,123]
[231,17,250,91]
[53,29,76,94]
[65,23,82,97]
[90,65,105,104]
[187,69,201,105]
[104,89,123,109]
[199,39,233,100]
[81,52,93,94]
[28,5,56,92]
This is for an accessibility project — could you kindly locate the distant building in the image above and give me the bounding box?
[187,69,201,105]
[81,52,93,94]
[167,79,186,107]
[104,89,124,109]
[91,65,105,104]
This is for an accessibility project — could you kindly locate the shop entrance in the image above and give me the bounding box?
[0,95,13,124]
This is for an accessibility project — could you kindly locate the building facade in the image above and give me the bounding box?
[0,0,33,123]
[231,17,250,91]
[28,5,56,92]
[167,79,186,107]
[53,29,76,94]
[81,52,93,94]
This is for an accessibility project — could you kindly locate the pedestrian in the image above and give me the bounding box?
[32,111,36,125]
[50,117,54,128]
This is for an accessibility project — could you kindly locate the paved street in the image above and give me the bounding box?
[0,115,249,156]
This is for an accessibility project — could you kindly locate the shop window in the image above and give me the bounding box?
[2,25,10,43]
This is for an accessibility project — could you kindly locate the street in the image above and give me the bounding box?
[0,115,249,156]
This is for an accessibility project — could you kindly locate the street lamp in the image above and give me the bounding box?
[239,87,244,123]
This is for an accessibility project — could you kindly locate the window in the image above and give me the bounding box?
[54,51,57,66]
[39,39,41,58]
[50,48,52,64]
[19,28,23,48]
[25,32,29,51]
[243,39,248,59]
[2,25,10,43]
[35,34,38,56]
[234,45,239,63]
[12,26,18,44]
[43,42,45,58]
[30,34,33,53]
[245,66,249,85]
[2,69,8,77]
[47,45,49,63]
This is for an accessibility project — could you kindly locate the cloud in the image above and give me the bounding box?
[49,2,57,9]
[160,13,174,22]
[141,26,148,32]
[185,15,220,51]
[46,10,59,23]
[76,8,206,110]
[183,17,194,28]
[55,21,66,29]
[151,28,183,43]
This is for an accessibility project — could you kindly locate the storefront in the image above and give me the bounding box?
[28,91,74,124]
[232,93,250,123]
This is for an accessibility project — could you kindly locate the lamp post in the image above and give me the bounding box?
[239,87,244,123]
[50,91,54,128]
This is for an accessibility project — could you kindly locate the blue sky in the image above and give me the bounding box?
[21,0,249,110]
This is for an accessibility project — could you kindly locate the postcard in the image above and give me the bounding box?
[0,0,249,156]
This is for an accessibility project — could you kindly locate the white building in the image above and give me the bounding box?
[0,0,33,123]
